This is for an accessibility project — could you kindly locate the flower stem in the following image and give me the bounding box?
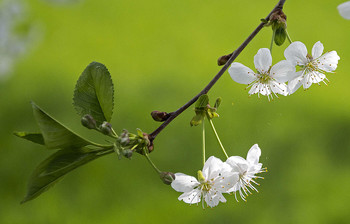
[144,153,161,174]
[270,30,276,52]
[111,128,119,138]
[96,148,115,156]
[207,117,229,159]
[202,121,206,166]
[285,29,292,44]
[90,142,115,149]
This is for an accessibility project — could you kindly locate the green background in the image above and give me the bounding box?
[1,0,350,223]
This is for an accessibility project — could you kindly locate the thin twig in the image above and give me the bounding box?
[148,0,286,143]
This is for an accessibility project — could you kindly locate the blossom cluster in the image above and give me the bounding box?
[171,144,265,208]
[228,41,340,100]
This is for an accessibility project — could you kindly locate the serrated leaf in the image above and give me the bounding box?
[195,94,209,109]
[21,147,112,203]
[32,102,91,149]
[14,132,45,145]
[73,62,114,125]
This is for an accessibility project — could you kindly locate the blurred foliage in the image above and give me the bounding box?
[1,0,350,223]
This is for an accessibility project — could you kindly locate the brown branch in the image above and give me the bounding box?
[148,0,287,144]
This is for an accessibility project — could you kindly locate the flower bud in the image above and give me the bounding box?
[217,52,233,66]
[151,111,170,122]
[122,148,133,159]
[148,143,154,153]
[214,97,222,110]
[100,121,112,135]
[115,128,153,156]
[160,172,175,185]
[269,9,287,46]
[120,129,130,146]
[274,27,286,46]
[81,114,97,129]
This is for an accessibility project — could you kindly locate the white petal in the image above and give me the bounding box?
[248,82,260,95]
[302,73,313,89]
[248,163,263,174]
[205,192,226,208]
[310,71,326,83]
[202,156,226,180]
[287,72,304,94]
[270,60,297,82]
[178,189,201,204]
[171,173,199,192]
[216,192,227,203]
[226,156,249,173]
[228,183,241,193]
[257,83,272,96]
[226,156,246,165]
[284,41,308,66]
[246,144,261,165]
[213,172,239,192]
[249,83,272,96]
[338,1,350,19]
[315,51,340,72]
[301,70,327,87]
[254,48,272,73]
[229,62,256,84]
[270,81,288,96]
[312,41,324,59]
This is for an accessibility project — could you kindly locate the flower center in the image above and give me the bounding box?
[239,171,247,179]
[197,170,213,192]
[306,53,313,61]
[299,59,325,76]
[306,61,317,71]
[258,72,272,84]
[200,181,212,192]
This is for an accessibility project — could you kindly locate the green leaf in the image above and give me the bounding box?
[214,97,222,110]
[260,18,268,24]
[207,111,219,119]
[21,147,112,203]
[190,113,205,127]
[14,132,45,145]
[73,62,114,125]
[195,94,209,109]
[136,128,144,138]
[32,102,91,149]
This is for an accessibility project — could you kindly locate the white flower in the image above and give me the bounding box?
[228,48,296,100]
[0,0,36,78]
[171,156,238,208]
[338,1,350,20]
[284,41,340,94]
[226,144,266,201]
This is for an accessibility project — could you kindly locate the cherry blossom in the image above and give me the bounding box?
[171,156,238,208]
[284,41,340,94]
[226,144,266,201]
[229,48,296,100]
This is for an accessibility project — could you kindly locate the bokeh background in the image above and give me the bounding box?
[1,0,349,223]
